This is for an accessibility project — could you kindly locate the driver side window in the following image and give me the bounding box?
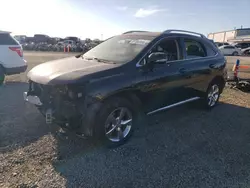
[148,38,179,62]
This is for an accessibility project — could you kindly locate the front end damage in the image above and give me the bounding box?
[24,81,101,137]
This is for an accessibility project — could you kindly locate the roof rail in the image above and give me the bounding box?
[163,29,206,38]
[123,30,148,34]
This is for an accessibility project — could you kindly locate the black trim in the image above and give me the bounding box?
[5,65,27,75]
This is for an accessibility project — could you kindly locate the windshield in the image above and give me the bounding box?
[83,35,155,63]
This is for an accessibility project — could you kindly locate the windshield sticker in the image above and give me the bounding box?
[118,39,150,45]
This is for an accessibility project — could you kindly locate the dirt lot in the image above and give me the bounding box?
[1,52,250,188]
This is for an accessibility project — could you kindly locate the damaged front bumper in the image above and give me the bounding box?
[23,92,43,106]
[23,81,102,137]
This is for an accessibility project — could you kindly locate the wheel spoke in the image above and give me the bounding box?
[117,128,124,140]
[106,125,117,135]
[213,87,219,95]
[105,114,117,135]
[208,97,212,106]
[118,108,125,122]
[120,119,132,126]
[211,96,216,106]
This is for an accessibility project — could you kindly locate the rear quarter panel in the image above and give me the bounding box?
[0,45,25,68]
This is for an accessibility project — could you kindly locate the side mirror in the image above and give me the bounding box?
[148,52,168,64]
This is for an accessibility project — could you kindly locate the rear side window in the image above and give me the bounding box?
[184,39,206,59]
[0,33,18,45]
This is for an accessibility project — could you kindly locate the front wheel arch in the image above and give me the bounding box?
[101,91,143,112]
[209,76,225,93]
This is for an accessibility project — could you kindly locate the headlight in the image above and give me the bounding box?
[67,86,83,99]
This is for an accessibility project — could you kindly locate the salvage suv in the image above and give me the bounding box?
[24,30,227,145]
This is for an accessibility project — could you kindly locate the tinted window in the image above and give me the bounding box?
[184,39,206,59]
[83,35,155,63]
[240,43,250,49]
[205,42,217,56]
[0,33,18,45]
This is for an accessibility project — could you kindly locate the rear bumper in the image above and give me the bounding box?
[5,64,27,75]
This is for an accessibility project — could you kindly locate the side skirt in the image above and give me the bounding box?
[147,97,201,115]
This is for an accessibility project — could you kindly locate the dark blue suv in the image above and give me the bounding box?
[24,30,227,146]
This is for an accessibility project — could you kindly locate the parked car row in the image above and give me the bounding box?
[219,45,242,56]
[14,34,102,52]
[215,42,250,56]
[22,42,91,52]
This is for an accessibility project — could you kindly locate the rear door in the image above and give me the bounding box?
[0,33,24,68]
[181,36,219,97]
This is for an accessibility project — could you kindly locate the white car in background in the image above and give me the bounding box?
[241,47,250,56]
[0,31,27,84]
[219,45,241,56]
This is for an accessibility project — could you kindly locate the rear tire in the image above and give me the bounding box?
[243,50,250,56]
[232,51,239,56]
[0,67,5,85]
[94,97,136,147]
[203,81,222,109]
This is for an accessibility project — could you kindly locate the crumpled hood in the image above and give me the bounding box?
[28,56,119,85]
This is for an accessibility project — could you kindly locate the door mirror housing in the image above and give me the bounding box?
[148,52,168,64]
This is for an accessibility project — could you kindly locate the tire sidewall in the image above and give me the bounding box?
[233,52,238,56]
[94,97,136,147]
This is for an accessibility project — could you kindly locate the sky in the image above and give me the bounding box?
[0,0,250,39]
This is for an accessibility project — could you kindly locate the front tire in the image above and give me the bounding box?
[95,97,135,147]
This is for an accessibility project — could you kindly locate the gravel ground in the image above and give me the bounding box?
[0,52,250,188]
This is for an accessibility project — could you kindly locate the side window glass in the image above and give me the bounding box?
[0,34,18,45]
[205,44,217,56]
[148,39,179,62]
[184,39,206,59]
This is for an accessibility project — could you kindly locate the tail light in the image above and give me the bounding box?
[9,47,23,57]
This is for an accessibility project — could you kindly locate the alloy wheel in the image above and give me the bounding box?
[104,107,132,142]
[207,84,219,107]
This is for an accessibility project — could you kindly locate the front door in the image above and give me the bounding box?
[137,37,195,113]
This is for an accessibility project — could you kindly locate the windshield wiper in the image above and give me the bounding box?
[82,56,115,64]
